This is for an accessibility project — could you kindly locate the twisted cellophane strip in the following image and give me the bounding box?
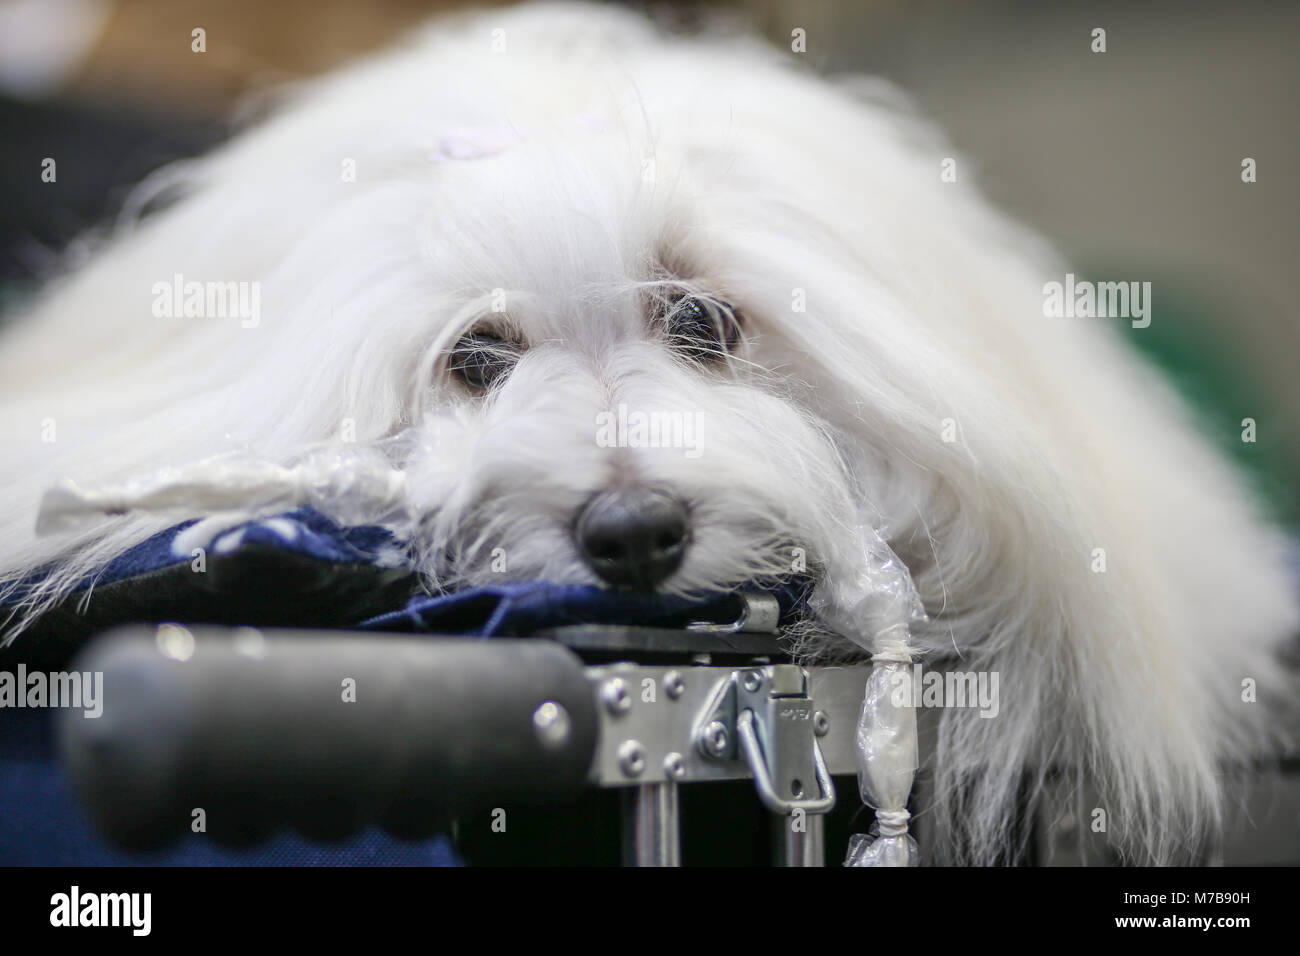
[809,521,925,866]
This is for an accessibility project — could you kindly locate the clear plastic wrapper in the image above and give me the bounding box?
[35,448,410,536]
[808,522,927,653]
[845,653,920,866]
[811,522,926,867]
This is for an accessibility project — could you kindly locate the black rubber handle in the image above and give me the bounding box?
[58,626,598,849]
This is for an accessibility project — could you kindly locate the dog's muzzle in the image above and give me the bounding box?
[574,486,689,589]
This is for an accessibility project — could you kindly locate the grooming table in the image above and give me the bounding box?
[54,606,871,867]
[7,508,1297,865]
[1,509,881,866]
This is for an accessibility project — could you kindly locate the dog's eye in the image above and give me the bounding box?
[665,295,742,363]
[448,331,518,392]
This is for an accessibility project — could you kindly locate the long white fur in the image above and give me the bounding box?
[0,2,1295,864]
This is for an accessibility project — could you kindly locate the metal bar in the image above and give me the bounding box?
[773,811,825,866]
[624,782,681,866]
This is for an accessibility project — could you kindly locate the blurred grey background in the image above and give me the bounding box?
[752,0,1300,517]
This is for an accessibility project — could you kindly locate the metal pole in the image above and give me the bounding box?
[623,782,681,866]
[773,810,825,866]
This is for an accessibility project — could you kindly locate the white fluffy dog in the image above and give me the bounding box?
[1,2,1295,864]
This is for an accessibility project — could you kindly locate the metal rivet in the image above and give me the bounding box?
[618,740,647,777]
[813,710,830,737]
[601,677,631,715]
[533,701,571,749]
[664,670,685,700]
[155,623,195,662]
[699,720,730,758]
[743,671,763,692]
[663,752,685,779]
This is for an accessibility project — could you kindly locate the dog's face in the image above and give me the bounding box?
[2,10,958,643]
[161,29,971,630]
[394,128,862,602]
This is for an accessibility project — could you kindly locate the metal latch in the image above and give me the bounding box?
[685,591,781,634]
[695,664,835,814]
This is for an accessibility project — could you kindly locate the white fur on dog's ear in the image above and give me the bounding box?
[0,1,1295,866]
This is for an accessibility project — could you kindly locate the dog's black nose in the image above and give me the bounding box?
[575,487,690,589]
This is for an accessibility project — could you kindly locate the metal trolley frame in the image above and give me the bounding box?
[59,593,878,866]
